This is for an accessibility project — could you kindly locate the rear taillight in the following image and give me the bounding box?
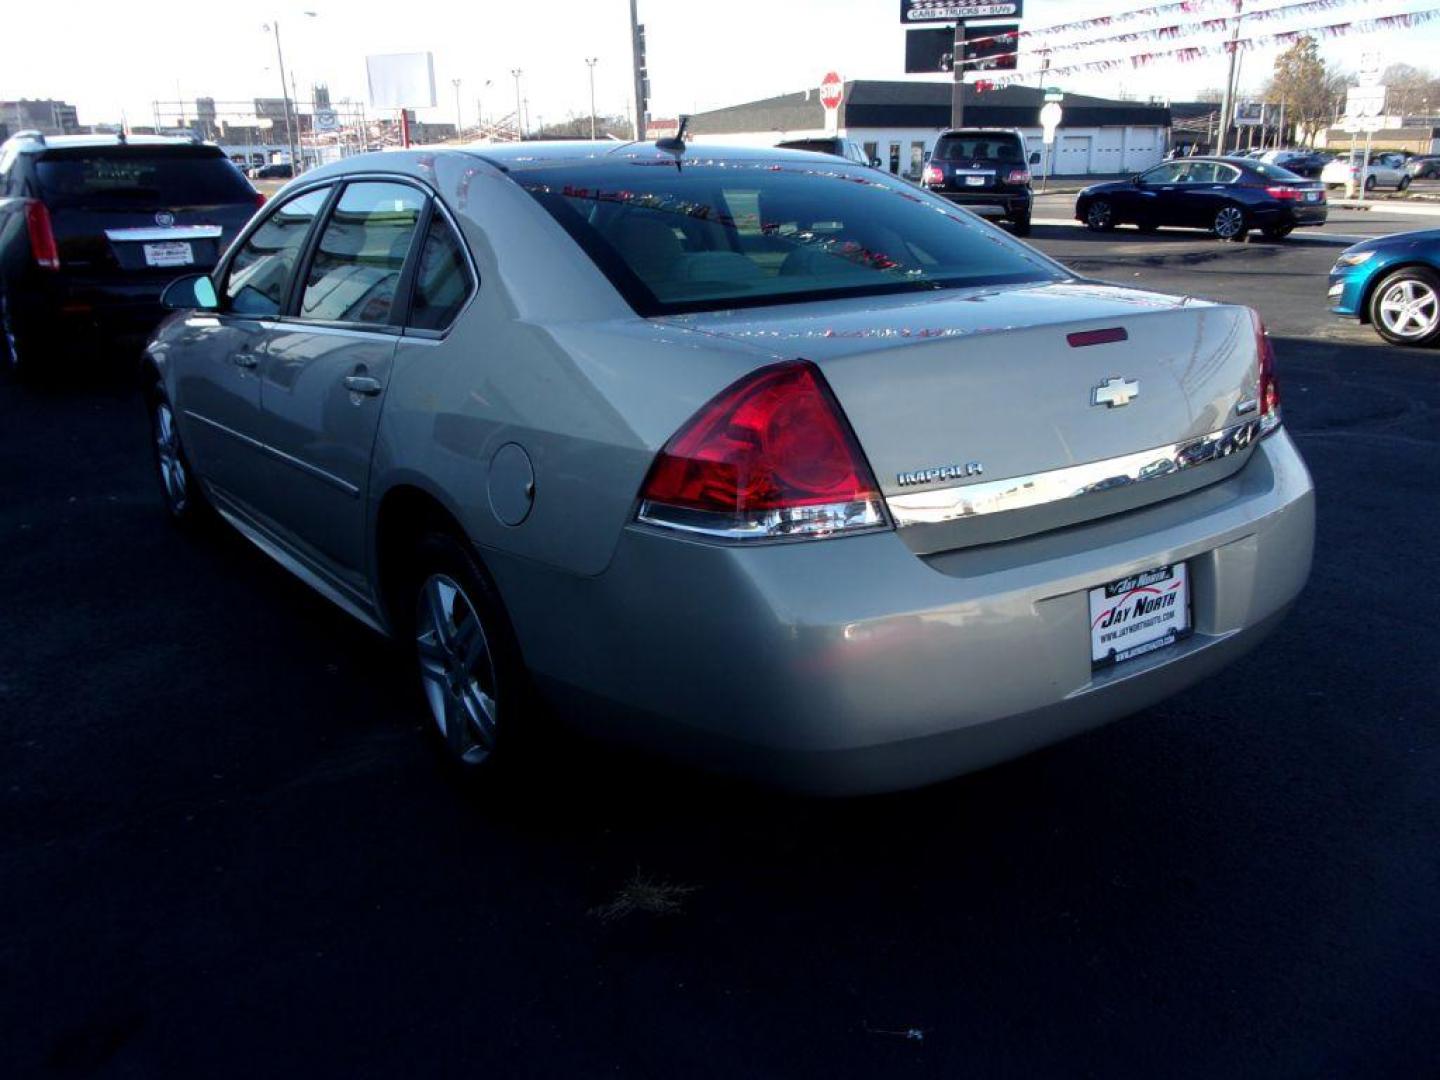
[924,164,944,186]
[1005,169,1031,185]
[24,200,60,271]
[637,360,886,540]
[1249,309,1281,437]
[1265,186,1301,200]
[254,191,268,208]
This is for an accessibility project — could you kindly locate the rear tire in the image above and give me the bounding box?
[1398,175,1411,192]
[1084,200,1115,231]
[1364,175,1377,191]
[1368,266,1440,347]
[1009,213,1031,237]
[406,532,533,776]
[1212,204,1248,241]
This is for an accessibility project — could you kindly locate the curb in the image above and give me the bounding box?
[1330,200,1440,217]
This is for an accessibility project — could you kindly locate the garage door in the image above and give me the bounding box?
[1056,135,1092,175]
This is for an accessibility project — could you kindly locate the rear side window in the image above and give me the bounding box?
[299,182,424,326]
[1247,161,1302,182]
[224,186,331,318]
[407,216,474,331]
[933,135,1023,164]
[34,148,255,208]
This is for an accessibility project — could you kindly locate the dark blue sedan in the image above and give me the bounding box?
[1329,228,1440,346]
[1075,157,1327,242]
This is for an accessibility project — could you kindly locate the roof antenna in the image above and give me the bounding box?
[656,114,690,155]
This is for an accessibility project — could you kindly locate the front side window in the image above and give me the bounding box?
[223,186,331,318]
[299,181,424,326]
[407,215,475,331]
[516,159,1062,316]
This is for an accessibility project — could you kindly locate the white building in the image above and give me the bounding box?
[688,81,1172,179]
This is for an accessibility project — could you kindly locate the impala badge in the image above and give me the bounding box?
[897,461,984,487]
[1092,377,1139,409]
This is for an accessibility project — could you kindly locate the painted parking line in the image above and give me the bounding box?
[1031,218,1377,245]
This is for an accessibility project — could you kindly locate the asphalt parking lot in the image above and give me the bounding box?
[3,206,1437,1077]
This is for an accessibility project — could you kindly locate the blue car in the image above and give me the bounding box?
[1328,229,1440,346]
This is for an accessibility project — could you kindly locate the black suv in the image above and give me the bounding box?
[921,128,1039,236]
[0,132,261,374]
[776,138,877,167]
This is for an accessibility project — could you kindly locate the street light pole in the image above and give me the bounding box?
[511,69,524,139]
[1217,0,1244,156]
[452,78,463,138]
[265,21,298,171]
[586,58,599,140]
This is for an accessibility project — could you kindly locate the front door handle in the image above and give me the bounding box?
[343,375,384,396]
[233,351,259,369]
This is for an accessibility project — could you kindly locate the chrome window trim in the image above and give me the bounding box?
[183,409,360,497]
[105,225,223,242]
[887,418,1265,528]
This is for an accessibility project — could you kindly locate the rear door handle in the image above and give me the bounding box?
[343,375,384,396]
[233,351,258,369]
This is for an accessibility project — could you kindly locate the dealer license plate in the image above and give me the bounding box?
[965,175,986,186]
[1089,562,1190,669]
[143,241,193,268]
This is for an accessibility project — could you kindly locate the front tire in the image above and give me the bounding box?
[0,292,44,380]
[408,532,530,774]
[1212,204,1248,241]
[1369,267,1440,346]
[1398,175,1411,192]
[1085,200,1115,231]
[1364,175,1377,191]
[147,383,211,525]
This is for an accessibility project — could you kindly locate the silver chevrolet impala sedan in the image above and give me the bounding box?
[142,142,1314,794]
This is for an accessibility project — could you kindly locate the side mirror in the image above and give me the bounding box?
[1132,175,1143,186]
[871,157,882,168]
[162,274,218,311]
[1029,151,1041,165]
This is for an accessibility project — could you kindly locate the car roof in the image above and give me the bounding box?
[4,132,219,155]
[314,140,854,175]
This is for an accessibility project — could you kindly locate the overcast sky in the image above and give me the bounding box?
[4,0,1436,129]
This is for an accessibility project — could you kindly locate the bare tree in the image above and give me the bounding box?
[1263,36,1342,147]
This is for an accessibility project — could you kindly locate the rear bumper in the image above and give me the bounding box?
[10,273,180,339]
[931,189,1032,219]
[495,430,1315,795]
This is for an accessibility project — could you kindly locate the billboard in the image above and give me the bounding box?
[366,52,437,109]
[1233,101,1265,127]
[905,27,954,73]
[901,1,1023,21]
[963,23,1019,71]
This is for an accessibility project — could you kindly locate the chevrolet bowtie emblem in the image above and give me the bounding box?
[1092,377,1140,408]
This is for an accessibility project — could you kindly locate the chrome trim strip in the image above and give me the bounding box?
[105,226,223,242]
[887,418,1264,528]
[182,410,360,497]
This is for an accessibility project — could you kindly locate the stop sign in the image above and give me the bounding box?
[820,72,844,111]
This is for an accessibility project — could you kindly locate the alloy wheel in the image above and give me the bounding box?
[153,400,190,513]
[1377,279,1440,340]
[1086,202,1113,230]
[415,574,499,766]
[1214,206,1245,240]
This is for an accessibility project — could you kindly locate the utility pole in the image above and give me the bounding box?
[511,69,523,139]
[452,78,463,138]
[586,58,599,140]
[630,0,646,140]
[1217,0,1243,156]
[265,21,299,171]
[950,21,965,128]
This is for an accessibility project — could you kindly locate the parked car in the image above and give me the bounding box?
[1256,149,1327,178]
[1328,227,1440,346]
[775,137,876,167]
[920,127,1039,235]
[1404,155,1440,179]
[141,142,1313,795]
[1320,151,1411,191]
[1075,156,1327,241]
[250,163,295,180]
[0,132,262,375]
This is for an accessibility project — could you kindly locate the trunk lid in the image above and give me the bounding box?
[49,204,254,278]
[663,281,1266,551]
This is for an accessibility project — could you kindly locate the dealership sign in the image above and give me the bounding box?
[900,1,1023,21]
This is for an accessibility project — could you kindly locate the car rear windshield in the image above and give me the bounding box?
[932,134,1024,163]
[1247,161,1305,181]
[36,148,255,208]
[514,158,1062,315]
